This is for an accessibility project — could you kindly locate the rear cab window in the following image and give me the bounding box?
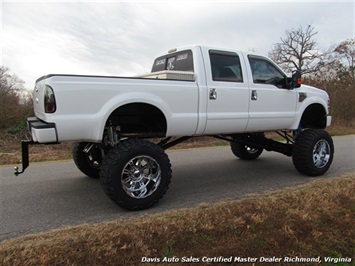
[151,50,194,72]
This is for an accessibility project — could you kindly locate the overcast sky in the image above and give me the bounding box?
[1,0,354,90]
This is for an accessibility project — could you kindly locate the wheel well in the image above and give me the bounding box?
[300,104,327,129]
[106,103,167,137]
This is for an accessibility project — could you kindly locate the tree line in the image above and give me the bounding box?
[0,25,354,137]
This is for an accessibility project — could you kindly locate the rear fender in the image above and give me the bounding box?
[92,92,171,141]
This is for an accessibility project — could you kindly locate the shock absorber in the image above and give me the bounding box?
[106,126,119,146]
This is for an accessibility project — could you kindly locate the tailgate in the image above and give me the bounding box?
[33,78,47,120]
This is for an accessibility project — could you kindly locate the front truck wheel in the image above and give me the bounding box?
[292,129,334,176]
[100,139,172,210]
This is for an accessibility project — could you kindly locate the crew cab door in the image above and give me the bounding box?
[203,49,249,134]
[245,55,297,132]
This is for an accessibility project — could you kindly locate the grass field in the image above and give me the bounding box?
[1,173,354,266]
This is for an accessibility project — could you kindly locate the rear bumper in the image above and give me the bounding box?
[14,117,59,176]
[27,117,58,143]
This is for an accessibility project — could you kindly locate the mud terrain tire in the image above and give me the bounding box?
[292,129,334,176]
[100,139,172,210]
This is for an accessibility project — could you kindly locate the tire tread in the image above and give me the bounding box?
[72,142,101,178]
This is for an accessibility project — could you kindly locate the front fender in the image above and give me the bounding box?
[290,96,329,130]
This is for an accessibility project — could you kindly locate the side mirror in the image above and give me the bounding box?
[292,70,302,88]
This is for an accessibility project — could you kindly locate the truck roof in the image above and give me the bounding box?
[160,45,261,57]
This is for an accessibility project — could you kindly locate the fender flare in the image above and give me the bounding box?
[91,92,171,141]
[291,97,328,129]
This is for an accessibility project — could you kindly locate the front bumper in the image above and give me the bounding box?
[326,115,332,127]
[14,117,59,175]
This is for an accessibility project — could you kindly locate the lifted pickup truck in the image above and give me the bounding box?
[16,46,334,210]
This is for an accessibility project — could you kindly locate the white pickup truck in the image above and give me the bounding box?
[16,45,334,210]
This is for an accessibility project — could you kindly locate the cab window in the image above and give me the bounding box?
[209,50,243,82]
[152,50,194,72]
[248,56,286,88]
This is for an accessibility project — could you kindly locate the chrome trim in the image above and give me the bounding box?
[209,88,217,100]
[251,90,257,101]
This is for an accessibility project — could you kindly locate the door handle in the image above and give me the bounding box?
[209,88,217,100]
[251,90,257,101]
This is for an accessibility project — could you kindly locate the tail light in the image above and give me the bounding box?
[44,85,56,113]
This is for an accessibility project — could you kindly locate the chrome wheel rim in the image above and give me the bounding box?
[87,151,100,169]
[313,139,331,168]
[245,146,259,154]
[84,144,102,169]
[121,155,161,199]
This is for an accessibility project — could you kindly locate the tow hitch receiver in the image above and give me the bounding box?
[14,140,35,176]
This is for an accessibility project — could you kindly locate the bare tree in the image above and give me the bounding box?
[0,66,31,131]
[0,66,25,98]
[269,25,323,75]
[334,38,355,84]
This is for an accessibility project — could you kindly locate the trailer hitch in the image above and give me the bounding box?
[14,140,34,176]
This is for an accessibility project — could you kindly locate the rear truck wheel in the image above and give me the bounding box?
[230,142,263,160]
[72,142,102,178]
[292,129,334,176]
[100,139,172,210]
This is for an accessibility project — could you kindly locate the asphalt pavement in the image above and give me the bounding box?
[0,135,354,242]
